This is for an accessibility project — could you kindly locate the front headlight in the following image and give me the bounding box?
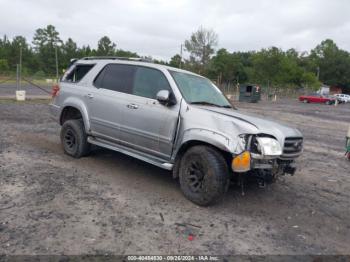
[256,137,282,156]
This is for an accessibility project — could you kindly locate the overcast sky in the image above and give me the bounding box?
[1,0,349,60]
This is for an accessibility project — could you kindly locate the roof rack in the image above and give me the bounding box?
[81,56,153,63]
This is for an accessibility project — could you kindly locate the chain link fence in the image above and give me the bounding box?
[0,74,54,99]
[217,81,314,102]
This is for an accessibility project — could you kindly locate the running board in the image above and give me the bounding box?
[87,136,174,170]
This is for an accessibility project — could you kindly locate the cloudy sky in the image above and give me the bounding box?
[0,0,349,60]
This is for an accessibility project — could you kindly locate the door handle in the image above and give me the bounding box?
[126,103,139,109]
[86,94,94,99]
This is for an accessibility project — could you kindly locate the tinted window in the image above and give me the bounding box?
[133,67,171,99]
[94,64,136,93]
[64,64,94,83]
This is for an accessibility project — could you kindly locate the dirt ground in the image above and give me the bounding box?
[0,98,349,256]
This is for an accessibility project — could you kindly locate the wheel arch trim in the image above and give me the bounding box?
[59,99,90,132]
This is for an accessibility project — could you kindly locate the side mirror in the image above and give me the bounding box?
[156,90,171,105]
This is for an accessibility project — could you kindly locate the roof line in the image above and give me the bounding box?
[81,56,153,63]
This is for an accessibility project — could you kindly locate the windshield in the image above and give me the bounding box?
[170,71,232,108]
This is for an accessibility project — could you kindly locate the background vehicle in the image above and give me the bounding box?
[299,93,336,104]
[334,93,350,103]
[50,57,303,206]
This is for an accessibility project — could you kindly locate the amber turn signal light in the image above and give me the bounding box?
[232,151,251,172]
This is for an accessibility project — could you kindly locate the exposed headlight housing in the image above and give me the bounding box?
[238,134,247,150]
[256,137,282,156]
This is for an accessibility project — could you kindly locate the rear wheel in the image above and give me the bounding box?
[60,119,90,158]
[303,99,308,103]
[325,100,331,105]
[179,146,230,206]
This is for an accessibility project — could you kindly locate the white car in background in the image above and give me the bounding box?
[334,94,350,103]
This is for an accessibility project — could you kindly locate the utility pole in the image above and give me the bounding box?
[55,45,59,82]
[179,44,183,69]
[237,74,240,95]
[16,64,19,91]
[19,43,22,89]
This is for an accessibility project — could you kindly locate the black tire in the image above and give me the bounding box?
[325,100,331,105]
[179,146,229,206]
[60,119,90,158]
[303,99,308,103]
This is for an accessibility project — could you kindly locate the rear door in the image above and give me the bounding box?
[88,64,136,142]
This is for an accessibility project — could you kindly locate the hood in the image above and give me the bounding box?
[195,106,303,145]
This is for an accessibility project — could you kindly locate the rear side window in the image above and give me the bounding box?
[63,64,94,83]
[133,67,171,99]
[94,64,136,94]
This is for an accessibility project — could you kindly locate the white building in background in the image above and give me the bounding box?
[318,85,330,95]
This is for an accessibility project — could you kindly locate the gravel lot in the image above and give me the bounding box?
[0,99,349,255]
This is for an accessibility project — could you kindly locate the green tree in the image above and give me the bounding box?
[32,25,62,49]
[184,27,218,73]
[209,49,247,83]
[32,25,63,75]
[169,54,181,68]
[96,36,116,56]
[300,72,321,90]
[309,39,350,88]
[0,36,37,75]
[251,47,283,85]
[0,59,9,72]
[115,49,139,58]
[62,38,78,68]
[77,45,93,58]
[0,35,11,62]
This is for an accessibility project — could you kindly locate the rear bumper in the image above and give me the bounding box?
[49,103,61,123]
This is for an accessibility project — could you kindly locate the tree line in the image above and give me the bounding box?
[1,25,350,91]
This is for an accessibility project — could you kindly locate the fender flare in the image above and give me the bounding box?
[59,98,90,132]
[171,128,236,179]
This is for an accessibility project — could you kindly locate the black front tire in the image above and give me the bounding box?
[60,119,90,158]
[179,146,230,206]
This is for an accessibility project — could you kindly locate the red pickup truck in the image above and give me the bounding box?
[299,94,336,105]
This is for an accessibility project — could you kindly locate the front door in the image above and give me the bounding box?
[118,66,180,160]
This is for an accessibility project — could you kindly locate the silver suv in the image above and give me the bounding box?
[50,57,303,206]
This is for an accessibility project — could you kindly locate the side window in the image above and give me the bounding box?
[94,64,136,94]
[63,64,94,83]
[133,67,171,99]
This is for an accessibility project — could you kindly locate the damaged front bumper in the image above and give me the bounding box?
[232,151,297,176]
[231,151,299,190]
[231,134,303,181]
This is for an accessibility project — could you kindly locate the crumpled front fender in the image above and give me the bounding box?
[172,127,243,162]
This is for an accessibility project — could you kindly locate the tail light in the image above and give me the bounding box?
[52,84,60,98]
